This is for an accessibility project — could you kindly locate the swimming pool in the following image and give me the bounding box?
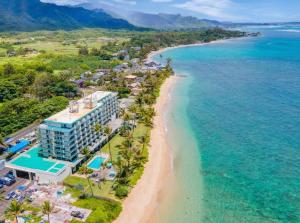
[9,147,66,174]
[87,155,107,170]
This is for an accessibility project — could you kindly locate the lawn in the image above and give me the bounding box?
[71,197,122,223]
[64,175,117,200]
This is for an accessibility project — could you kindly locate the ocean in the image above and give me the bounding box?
[153,26,300,223]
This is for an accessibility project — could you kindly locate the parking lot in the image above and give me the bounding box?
[0,167,31,219]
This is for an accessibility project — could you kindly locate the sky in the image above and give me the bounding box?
[42,0,300,22]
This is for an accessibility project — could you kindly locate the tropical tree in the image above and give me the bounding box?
[41,201,54,223]
[114,157,129,185]
[81,147,90,159]
[123,112,131,127]
[123,133,134,150]
[135,95,144,106]
[128,104,139,128]
[104,126,113,163]
[5,200,24,223]
[93,123,102,135]
[79,165,94,197]
[140,135,150,153]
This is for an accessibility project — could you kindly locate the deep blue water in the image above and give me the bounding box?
[156,26,300,222]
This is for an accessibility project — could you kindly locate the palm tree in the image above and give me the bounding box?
[93,123,102,137]
[128,104,138,129]
[104,126,113,163]
[6,200,24,223]
[81,147,90,158]
[140,135,150,153]
[123,112,131,128]
[80,165,94,197]
[119,145,133,170]
[41,201,54,223]
[135,95,144,106]
[114,157,129,185]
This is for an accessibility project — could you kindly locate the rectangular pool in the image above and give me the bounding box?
[9,147,66,174]
[87,156,106,170]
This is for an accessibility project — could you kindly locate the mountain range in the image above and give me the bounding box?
[79,3,222,30]
[0,0,135,32]
[0,0,299,32]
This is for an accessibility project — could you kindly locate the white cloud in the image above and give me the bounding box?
[41,0,88,5]
[152,0,173,2]
[113,0,136,5]
[42,0,136,6]
[174,0,237,20]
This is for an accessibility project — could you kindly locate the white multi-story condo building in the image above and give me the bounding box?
[38,91,118,162]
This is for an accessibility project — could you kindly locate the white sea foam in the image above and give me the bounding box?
[278,29,300,33]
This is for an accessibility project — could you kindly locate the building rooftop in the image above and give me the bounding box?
[125,75,137,79]
[6,147,66,175]
[45,91,114,124]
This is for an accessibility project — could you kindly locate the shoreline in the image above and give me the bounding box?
[147,37,248,61]
[114,75,179,223]
[115,37,242,223]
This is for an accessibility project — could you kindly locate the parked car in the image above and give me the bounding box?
[5,171,15,180]
[1,177,16,186]
[71,211,84,219]
[16,195,25,202]
[5,191,16,200]
[0,178,4,184]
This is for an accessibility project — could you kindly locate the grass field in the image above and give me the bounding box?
[0,29,127,65]
[71,197,122,223]
[64,176,117,200]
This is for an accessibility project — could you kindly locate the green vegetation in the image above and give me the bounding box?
[41,201,54,223]
[0,0,134,32]
[72,198,122,223]
[5,200,24,223]
[0,28,244,138]
[0,96,68,136]
[64,176,116,200]
[1,27,245,222]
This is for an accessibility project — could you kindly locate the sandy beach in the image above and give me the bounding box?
[114,74,179,223]
[115,38,235,223]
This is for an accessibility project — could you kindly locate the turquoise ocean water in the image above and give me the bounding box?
[154,26,300,223]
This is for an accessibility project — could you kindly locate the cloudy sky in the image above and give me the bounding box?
[42,0,300,22]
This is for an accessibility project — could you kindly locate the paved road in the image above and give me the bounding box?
[5,122,39,144]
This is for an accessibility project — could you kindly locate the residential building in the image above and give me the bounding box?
[38,91,119,162]
[6,91,120,184]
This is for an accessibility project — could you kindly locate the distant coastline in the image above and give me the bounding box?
[147,36,250,62]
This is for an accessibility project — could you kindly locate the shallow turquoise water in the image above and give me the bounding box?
[155,26,300,222]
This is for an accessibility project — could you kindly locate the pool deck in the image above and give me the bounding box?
[6,147,67,175]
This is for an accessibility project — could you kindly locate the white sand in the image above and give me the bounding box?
[114,76,179,223]
[115,38,240,223]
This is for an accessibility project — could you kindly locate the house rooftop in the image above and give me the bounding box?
[44,91,114,124]
[125,75,137,79]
